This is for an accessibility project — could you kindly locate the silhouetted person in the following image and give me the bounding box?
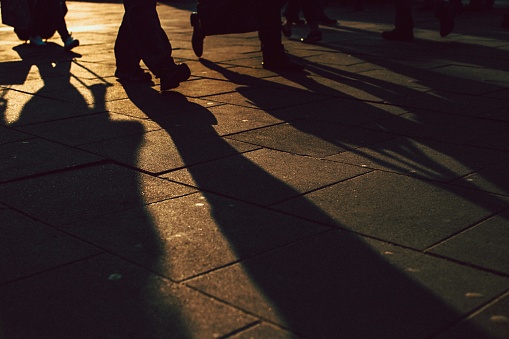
[114,0,191,90]
[15,0,79,50]
[382,0,455,41]
[190,0,303,72]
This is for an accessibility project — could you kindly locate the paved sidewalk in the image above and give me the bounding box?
[1,0,509,338]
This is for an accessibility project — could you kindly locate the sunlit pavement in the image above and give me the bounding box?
[1,1,509,338]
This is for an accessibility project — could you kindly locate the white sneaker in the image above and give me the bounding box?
[30,36,47,47]
[63,36,79,51]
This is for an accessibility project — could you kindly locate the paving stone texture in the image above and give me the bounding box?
[1,0,509,338]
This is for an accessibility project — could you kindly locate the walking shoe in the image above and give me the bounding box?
[381,29,414,42]
[190,13,205,57]
[30,35,47,47]
[115,68,152,83]
[63,36,79,51]
[160,63,191,91]
[301,30,323,44]
[438,5,455,37]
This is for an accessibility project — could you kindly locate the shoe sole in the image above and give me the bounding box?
[160,64,191,91]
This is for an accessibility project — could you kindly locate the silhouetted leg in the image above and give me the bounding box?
[114,17,143,73]
[119,0,174,77]
[300,0,322,43]
[259,0,303,71]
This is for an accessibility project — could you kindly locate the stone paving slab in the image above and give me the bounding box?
[16,111,162,146]
[359,110,509,146]
[0,87,104,126]
[268,98,411,126]
[229,323,300,339]
[481,105,509,122]
[429,209,509,275]
[0,254,256,339]
[226,118,396,158]
[387,90,509,117]
[105,92,223,120]
[272,171,509,249]
[0,208,100,284]
[0,138,102,182]
[435,292,509,339]
[163,148,371,206]
[0,125,32,145]
[1,0,509,337]
[326,137,509,181]
[0,164,195,226]
[81,128,259,174]
[203,85,328,110]
[187,230,509,338]
[60,192,328,281]
[451,158,509,196]
[188,104,285,136]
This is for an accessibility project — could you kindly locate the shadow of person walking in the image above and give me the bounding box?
[116,79,506,338]
[0,44,196,338]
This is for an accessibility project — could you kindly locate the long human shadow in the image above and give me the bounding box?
[299,46,509,209]
[199,56,509,205]
[0,45,192,338]
[121,80,498,338]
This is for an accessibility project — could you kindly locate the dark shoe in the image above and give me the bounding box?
[301,30,322,44]
[115,68,152,82]
[191,13,205,57]
[381,29,414,42]
[439,5,455,37]
[63,36,79,52]
[160,63,191,91]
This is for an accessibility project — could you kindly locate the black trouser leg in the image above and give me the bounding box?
[49,0,70,40]
[116,0,174,77]
[259,1,285,51]
[114,17,142,72]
